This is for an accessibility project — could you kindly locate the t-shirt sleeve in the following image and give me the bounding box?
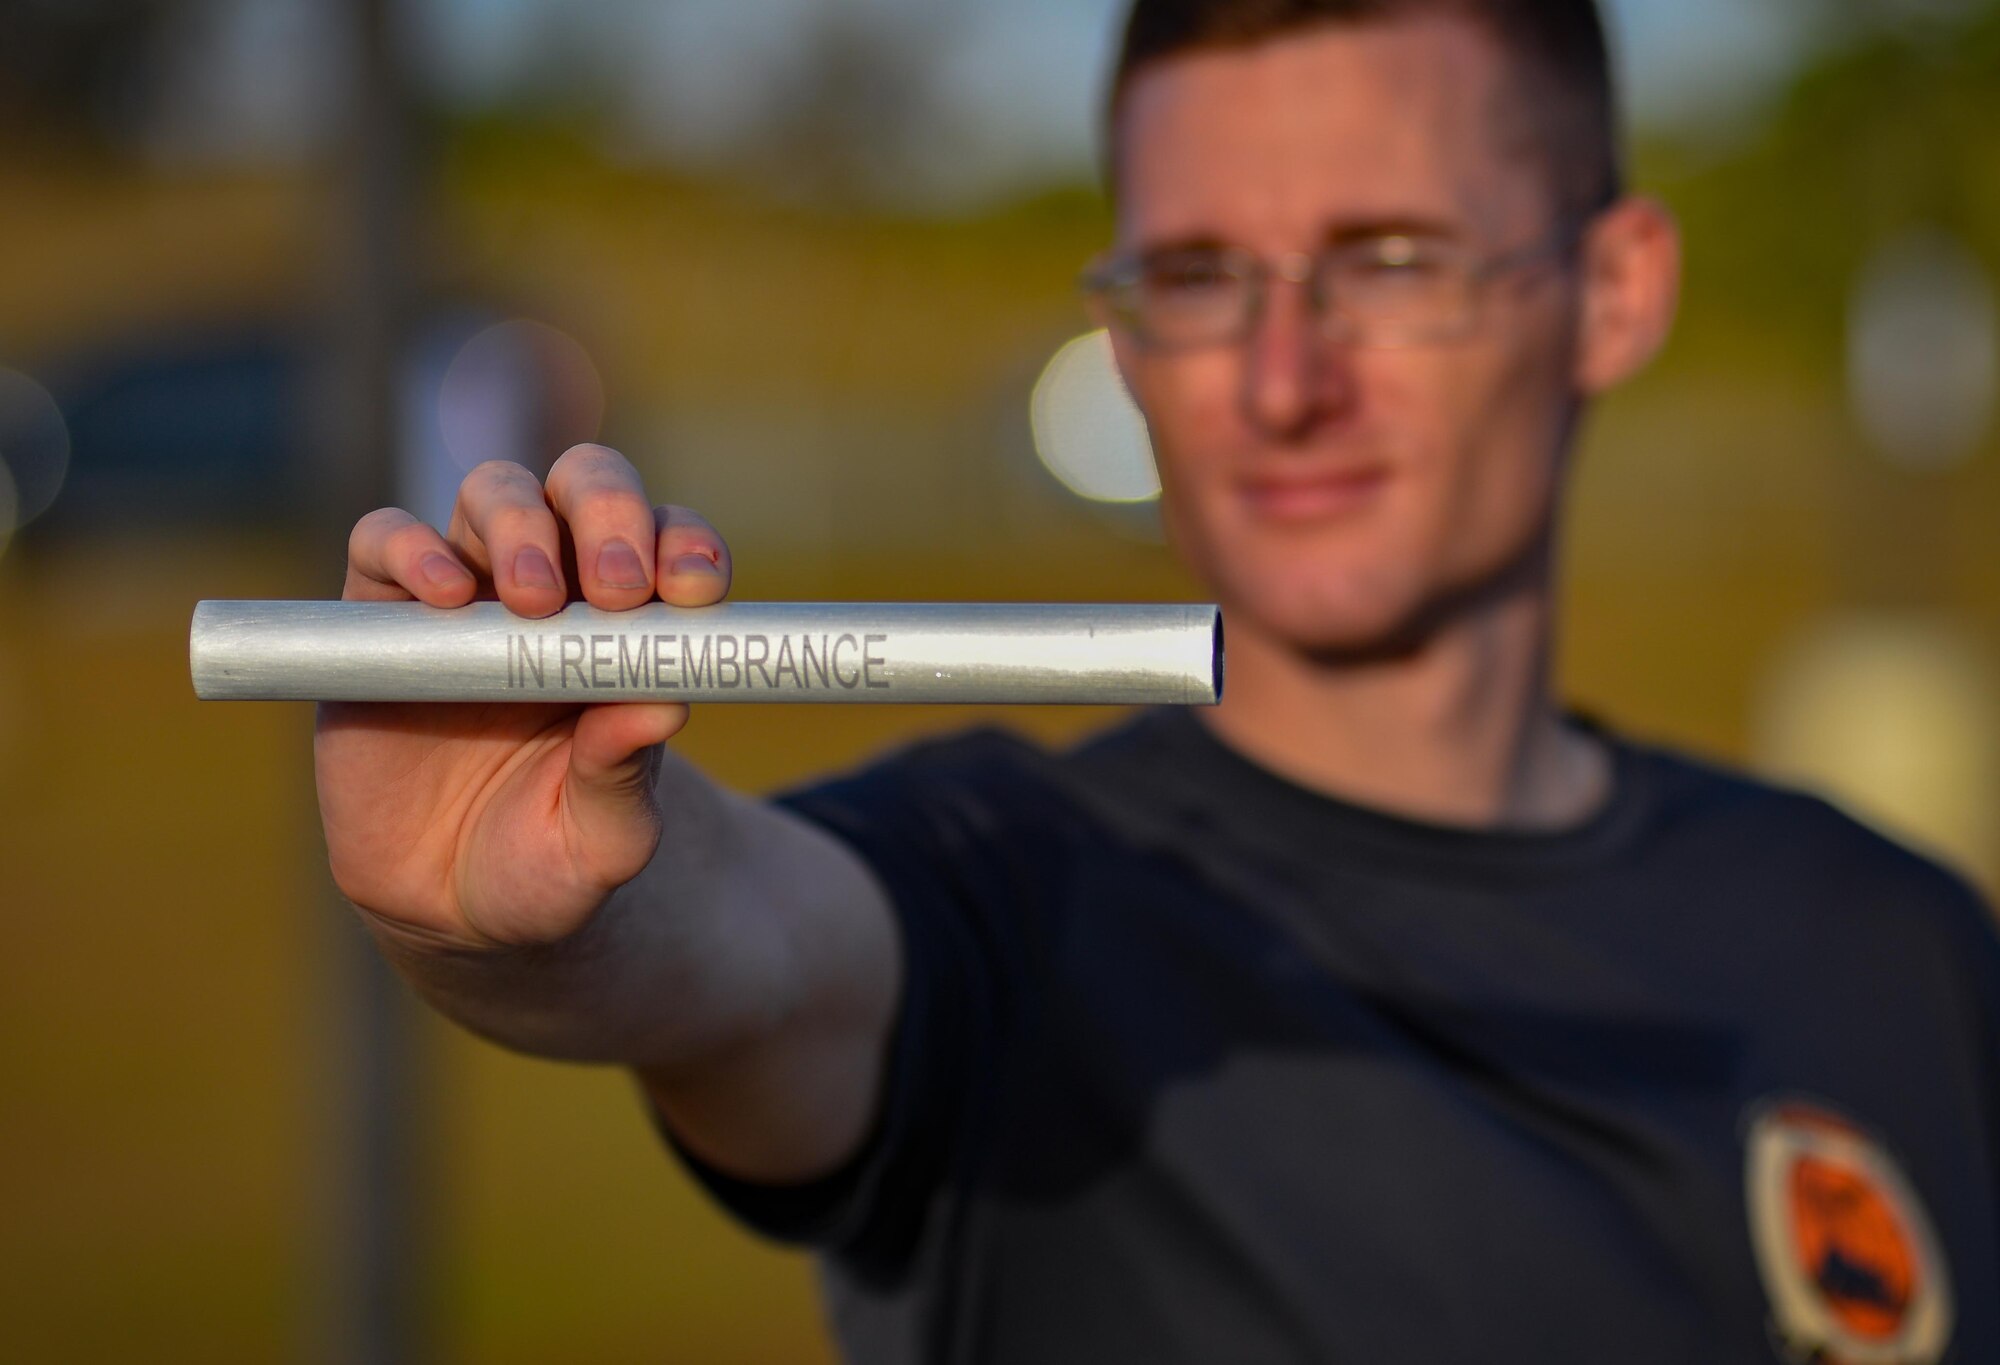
[661,730,1061,1282]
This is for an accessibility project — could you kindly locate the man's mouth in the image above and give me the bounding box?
[1238,467,1391,522]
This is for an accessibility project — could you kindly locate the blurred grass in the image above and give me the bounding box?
[0,538,314,1361]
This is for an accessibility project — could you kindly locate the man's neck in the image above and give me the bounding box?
[1199,577,1610,832]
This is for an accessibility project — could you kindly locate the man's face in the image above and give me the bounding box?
[1110,17,1587,656]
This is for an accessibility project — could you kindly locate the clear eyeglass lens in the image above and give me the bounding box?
[1097,236,1492,347]
[1126,251,1251,346]
[1322,238,1473,337]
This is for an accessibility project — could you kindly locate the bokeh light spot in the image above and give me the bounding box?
[1030,330,1159,504]
[437,320,606,476]
[1754,613,2000,883]
[1847,230,1996,472]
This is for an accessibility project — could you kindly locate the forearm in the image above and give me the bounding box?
[360,754,819,1070]
[359,745,901,1181]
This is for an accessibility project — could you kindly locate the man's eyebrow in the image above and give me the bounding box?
[1321,217,1462,245]
[1129,219,1466,256]
[1129,233,1234,256]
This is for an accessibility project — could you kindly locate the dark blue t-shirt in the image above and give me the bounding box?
[674,711,2000,1364]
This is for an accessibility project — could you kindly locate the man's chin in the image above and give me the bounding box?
[1291,617,1437,667]
[1206,535,1552,667]
[1227,592,1438,667]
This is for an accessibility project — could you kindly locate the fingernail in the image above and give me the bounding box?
[513,546,559,589]
[421,553,470,589]
[597,540,648,589]
[672,553,722,577]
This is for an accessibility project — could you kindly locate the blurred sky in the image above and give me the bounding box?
[162,0,1851,200]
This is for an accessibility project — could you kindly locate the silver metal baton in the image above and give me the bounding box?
[190,600,1224,705]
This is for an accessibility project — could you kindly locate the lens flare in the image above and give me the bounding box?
[437,319,606,476]
[0,368,72,551]
[1029,330,1159,504]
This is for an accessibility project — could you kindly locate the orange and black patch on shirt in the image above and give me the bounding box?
[1744,1098,1954,1365]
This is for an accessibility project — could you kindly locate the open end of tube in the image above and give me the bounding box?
[1210,608,1225,703]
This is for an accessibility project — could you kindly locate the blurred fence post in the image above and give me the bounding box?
[312,0,434,1361]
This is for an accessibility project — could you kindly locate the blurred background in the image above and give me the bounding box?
[1,0,1996,1360]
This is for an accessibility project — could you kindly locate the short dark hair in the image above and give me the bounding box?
[1106,0,1624,223]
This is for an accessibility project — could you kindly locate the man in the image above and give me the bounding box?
[314,1,2000,1361]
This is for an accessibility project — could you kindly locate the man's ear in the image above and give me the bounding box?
[1573,195,1682,396]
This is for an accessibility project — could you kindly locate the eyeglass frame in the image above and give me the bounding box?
[1079,208,1608,352]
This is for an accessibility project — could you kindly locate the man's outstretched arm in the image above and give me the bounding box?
[315,444,901,1184]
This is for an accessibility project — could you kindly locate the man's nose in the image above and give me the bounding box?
[1241,262,1356,438]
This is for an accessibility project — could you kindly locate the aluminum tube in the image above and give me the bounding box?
[191,600,1223,705]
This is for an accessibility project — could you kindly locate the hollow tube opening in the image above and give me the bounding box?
[1210,609,1225,703]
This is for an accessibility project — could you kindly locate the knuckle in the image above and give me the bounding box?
[559,441,624,469]
[349,506,412,553]
[383,521,437,562]
[655,505,729,564]
[484,502,550,543]
[574,485,646,529]
[467,457,533,485]
[460,460,539,508]
[655,503,722,538]
[548,442,627,489]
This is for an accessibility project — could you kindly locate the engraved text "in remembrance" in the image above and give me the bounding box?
[504,632,891,692]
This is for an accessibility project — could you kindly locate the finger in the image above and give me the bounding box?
[544,444,657,610]
[563,702,688,891]
[652,504,733,608]
[343,507,478,605]
[448,460,567,618]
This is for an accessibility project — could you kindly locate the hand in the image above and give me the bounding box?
[313,445,733,950]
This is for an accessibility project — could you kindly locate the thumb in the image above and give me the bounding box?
[563,702,688,889]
